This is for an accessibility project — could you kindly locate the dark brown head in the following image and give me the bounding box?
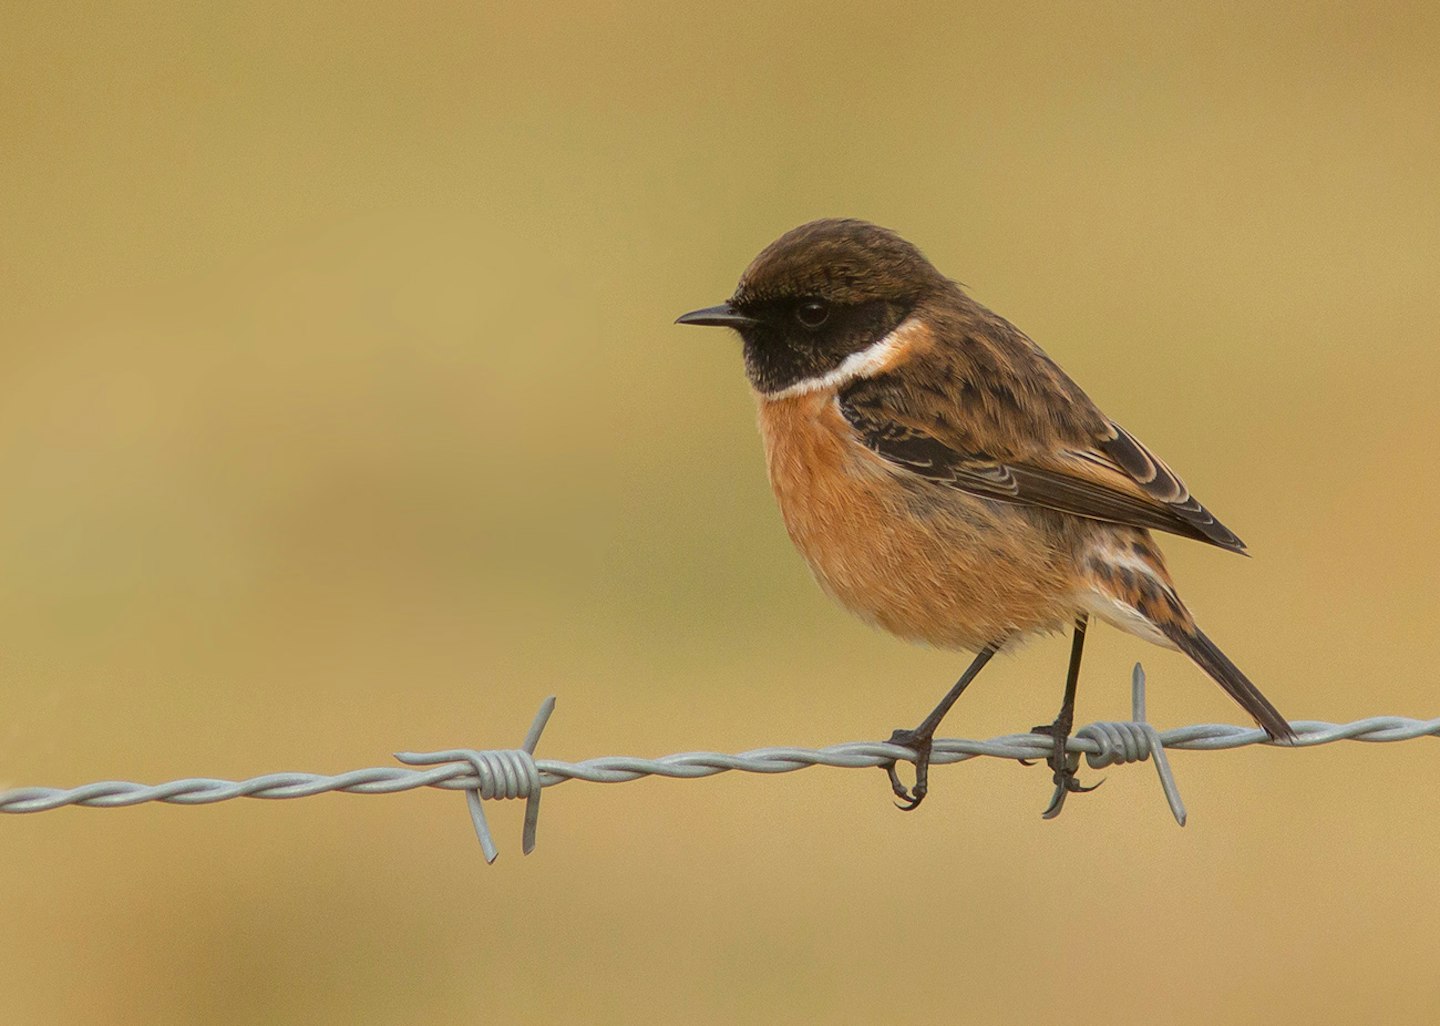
[677,219,949,395]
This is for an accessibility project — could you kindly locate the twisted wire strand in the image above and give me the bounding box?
[4,657,1436,862]
[3,715,1435,815]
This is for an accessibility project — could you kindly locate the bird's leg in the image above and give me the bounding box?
[1032,614,1100,819]
[886,643,1000,811]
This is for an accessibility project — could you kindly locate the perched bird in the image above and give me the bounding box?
[677,218,1294,815]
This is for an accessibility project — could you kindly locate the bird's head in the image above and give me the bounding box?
[677,218,947,395]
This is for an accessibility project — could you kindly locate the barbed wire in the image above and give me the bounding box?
[3,666,1436,862]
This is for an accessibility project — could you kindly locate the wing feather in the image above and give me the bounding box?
[839,388,1246,553]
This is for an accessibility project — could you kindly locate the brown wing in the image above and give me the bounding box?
[1094,422,1244,552]
[836,319,1247,554]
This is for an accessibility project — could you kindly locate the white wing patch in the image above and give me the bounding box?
[1077,542,1178,649]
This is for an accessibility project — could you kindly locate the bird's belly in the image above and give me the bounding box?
[758,392,1077,650]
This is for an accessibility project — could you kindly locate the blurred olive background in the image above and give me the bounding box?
[2,3,1438,1023]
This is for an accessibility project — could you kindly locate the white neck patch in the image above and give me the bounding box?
[759,317,920,401]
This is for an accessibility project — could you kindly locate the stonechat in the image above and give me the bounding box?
[677,218,1294,815]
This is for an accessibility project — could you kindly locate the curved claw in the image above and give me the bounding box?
[883,728,932,811]
[885,763,909,799]
[1040,769,1105,818]
[885,763,927,810]
[1041,785,1068,820]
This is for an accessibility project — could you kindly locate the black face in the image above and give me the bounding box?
[677,219,948,393]
[730,295,912,395]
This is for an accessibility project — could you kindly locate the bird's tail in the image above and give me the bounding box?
[1158,622,1296,742]
[1082,532,1295,742]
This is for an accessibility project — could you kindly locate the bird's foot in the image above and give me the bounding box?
[884,726,935,812]
[1030,721,1102,819]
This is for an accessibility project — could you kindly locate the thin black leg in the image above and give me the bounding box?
[886,642,1000,811]
[1033,614,1100,819]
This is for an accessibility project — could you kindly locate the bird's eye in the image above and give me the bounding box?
[794,299,831,329]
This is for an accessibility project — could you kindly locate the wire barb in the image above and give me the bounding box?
[394,696,555,862]
[1074,664,1186,825]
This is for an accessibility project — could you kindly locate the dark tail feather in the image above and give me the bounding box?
[1162,624,1296,742]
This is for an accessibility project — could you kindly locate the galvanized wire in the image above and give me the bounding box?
[2,665,1436,860]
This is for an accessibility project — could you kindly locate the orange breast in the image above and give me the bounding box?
[757,391,1078,651]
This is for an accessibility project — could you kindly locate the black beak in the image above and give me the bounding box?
[675,303,758,328]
